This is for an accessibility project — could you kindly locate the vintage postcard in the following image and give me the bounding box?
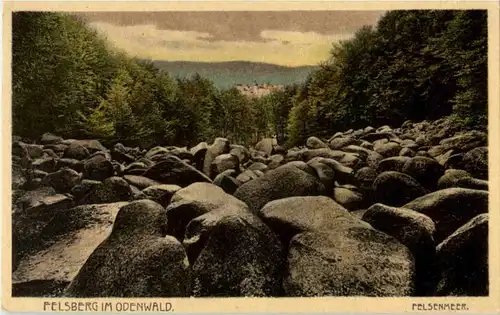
[2,1,499,313]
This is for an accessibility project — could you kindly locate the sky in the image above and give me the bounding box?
[78,11,385,67]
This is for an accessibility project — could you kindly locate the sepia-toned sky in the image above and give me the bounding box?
[78,11,385,66]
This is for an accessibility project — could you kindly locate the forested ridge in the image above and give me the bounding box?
[13,10,487,148]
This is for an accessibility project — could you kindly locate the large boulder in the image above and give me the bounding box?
[42,168,82,193]
[377,156,411,173]
[69,139,107,153]
[188,206,283,296]
[12,202,128,296]
[63,143,90,160]
[437,169,488,191]
[82,154,114,181]
[355,166,378,193]
[435,214,488,296]
[32,157,58,173]
[123,175,161,190]
[362,203,437,295]
[462,147,488,180]
[190,142,209,171]
[284,223,416,296]
[255,138,277,156]
[403,188,488,242]
[402,156,444,190]
[234,163,327,213]
[141,184,181,207]
[333,187,364,211]
[213,170,241,195]
[372,171,429,207]
[166,183,247,240]
[142,155,211,187]
[259,196,354,245]
[328,137,359,150]
[40,133,63,145]
[80,177,132,204]
[210,153,239,178]
[439,131,486,153]
[202,138,230,177]
[229,145,250,164]
[306,136,328,149]
[374,142,402,157]
[57,158,84,173]
[64,200,191,297]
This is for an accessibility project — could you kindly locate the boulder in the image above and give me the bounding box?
[255,138,277,156]
[284,224,416,296]
[362,203,437,295]
[82,154,114,181]
[166,183,247,240]
[32,157,58,173]
[306,136,328,149]
[328,137,358,150]
[435,214,488,296]
[70,139,107,153]
[203,138,230,177]
[372,171,429,207]
[56,158,84,173]
[70,179,101,201]
[110,147,135,164]
[213,170,241,195]
[462,147,488,180]
[42,168,82,193]
[188,207,283,296]
[302,148,346,162]
[12,202,128,296]
[145,146,169,159]
[234,163,327,213]
[14,142,44,159]
[40,133,63,145]
[142,155,211,187]
[377,156,411,173]
[235,169,259,183]
[374,142,402,157]
[259,196,355,245]
[210,153,239,178]
[307,157,356,185]
[169,147,193,160]
[307,160,335,192]
[141,184,181,207]
[439,131,486,153]
[80,177,132,204]
[190,142,208,170]
[64,200,191,297]
[355,167,378,192]
[123,175,161,190]
[437,169,488,191]
[13,186,57,213]
[267,154,285,170]
[403,188,488,242]
[402,156,444,190]
[230,146,250,164]
[333,187,364,211]
[63,143,90,160]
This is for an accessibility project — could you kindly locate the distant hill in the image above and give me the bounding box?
[146,60,319,89]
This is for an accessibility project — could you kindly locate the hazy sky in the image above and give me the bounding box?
[78,11,385,66]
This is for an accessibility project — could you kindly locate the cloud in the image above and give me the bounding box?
[89,22,355,66]
[79,11,384,42]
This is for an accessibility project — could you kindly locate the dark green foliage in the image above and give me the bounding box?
[282,10,487,146]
